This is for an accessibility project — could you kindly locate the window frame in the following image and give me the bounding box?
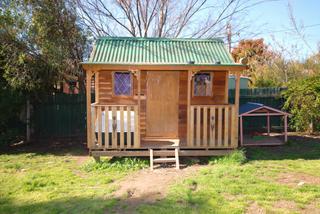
[112,71,134,97]
[192,72,214,97]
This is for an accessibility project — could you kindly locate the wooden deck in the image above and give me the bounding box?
[91,149,234,157]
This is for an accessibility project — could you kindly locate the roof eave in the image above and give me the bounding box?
[81,63,248,71]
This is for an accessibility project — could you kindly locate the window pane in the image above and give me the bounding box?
[194,73,212,96]
[114,72,132,96]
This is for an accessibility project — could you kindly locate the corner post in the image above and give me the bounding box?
[187,70,192,147]
[137,70,141,147]
[86,70,93,149]
[234,72,241,147]
[267,115,270,135]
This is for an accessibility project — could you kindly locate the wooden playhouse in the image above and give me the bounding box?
[82,37,247,161]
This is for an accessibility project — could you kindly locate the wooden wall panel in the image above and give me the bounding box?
[178,71,188,143]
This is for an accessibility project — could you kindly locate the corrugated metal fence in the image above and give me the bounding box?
[32,88,286,138]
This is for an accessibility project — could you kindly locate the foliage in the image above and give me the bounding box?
[82,157,149,172]
[232,39,311,88]
[0,45,26,146]
[0,0,88,93]
[283,75,320,132]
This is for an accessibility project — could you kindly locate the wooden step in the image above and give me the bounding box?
[149,148,180,170]
[153,158,176,163]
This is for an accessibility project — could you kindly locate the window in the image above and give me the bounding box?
[113,72,132,96]
[193,73,212,96]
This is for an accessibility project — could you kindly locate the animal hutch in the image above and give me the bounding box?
[82,37,247,164]
[239,102,290,146]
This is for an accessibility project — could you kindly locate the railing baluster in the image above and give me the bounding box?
[112,106,117,148]
[120,106,124,148]
[190,106,194,147]
[196,106,201,147]
[134,105,139,148]
[217,107,223,147]
[91,106,96,147]
[127,106,131,148]
[203,106,208,147]
[97,106,102,147]
[224,106,229,147]
[104,106,109,149]
[210,107,215,147]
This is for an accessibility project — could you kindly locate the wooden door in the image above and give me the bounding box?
[146,71,179,138]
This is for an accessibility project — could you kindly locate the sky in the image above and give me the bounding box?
[246,0,320,59]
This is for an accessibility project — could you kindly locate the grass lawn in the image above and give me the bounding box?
[0,142,148,214]
[1,135,320,214]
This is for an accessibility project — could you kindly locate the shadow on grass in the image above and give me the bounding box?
[0,192,213,214]
[0,138,88,156]
[246,135,320,161]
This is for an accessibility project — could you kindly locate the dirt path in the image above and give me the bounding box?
[109,164,204,213]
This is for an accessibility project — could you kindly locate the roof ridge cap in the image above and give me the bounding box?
[96,36,224,43]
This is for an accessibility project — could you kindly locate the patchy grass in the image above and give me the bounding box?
[1,136,320,213]
[0,152,145,214]
[137,138,320,214]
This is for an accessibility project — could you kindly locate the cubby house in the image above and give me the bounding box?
[82,37,247,163]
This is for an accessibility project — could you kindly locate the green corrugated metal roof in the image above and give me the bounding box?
[84,37,236,65]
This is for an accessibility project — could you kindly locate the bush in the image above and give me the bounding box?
[283,75,320,132]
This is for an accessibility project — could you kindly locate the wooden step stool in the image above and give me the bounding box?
[149,147,180,170]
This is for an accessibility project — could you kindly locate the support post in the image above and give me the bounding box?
[187,70,192,147]
[137,70,141,147]
[234,72,241,146]
[284,115,288,142]
[267,115,270,135]
[86,70,93,149]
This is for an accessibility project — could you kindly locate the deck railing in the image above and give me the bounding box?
[188,105,237,148]
[91,104,139,149]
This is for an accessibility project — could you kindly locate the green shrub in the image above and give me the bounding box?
[283,75,320,132]
[82,157,148,172]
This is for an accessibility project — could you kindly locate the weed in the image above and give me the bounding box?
[82,157,148,172]
[209,149,247,165]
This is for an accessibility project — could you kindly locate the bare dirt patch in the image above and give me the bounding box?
[246,202,265,214]
[277,172,320,187]
[301,200,320,214]
[109,164,204,213]
[273,200,297,211]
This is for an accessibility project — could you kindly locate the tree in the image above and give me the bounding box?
[76,0,271,39]
[283,75,320,133]
[0,0,88,93]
